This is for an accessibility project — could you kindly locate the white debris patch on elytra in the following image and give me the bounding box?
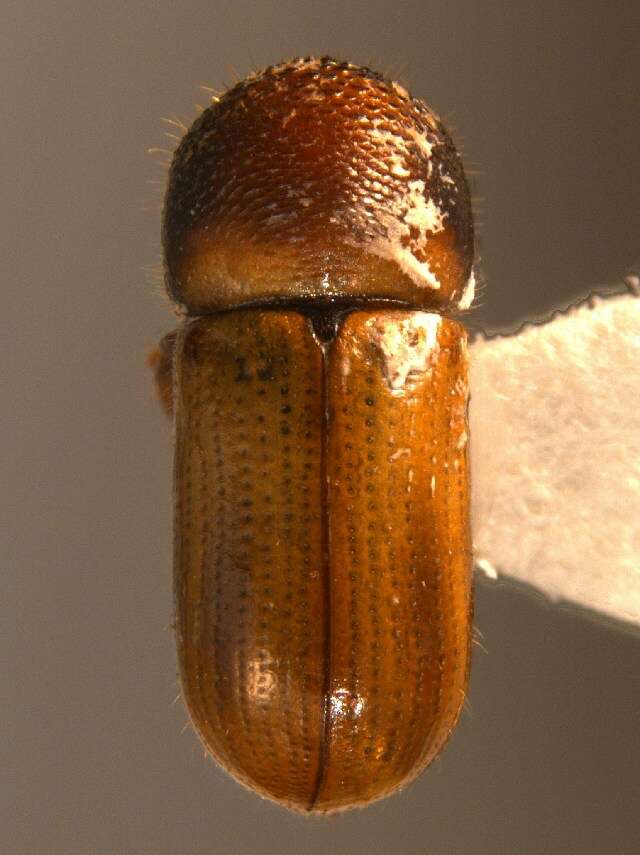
[470,291,640,627]
[366,313,442,394]
[447,372,470,452]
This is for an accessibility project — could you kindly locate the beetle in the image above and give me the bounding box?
[153,56,476,813]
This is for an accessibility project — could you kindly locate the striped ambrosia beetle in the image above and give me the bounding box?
[154,57,475,813]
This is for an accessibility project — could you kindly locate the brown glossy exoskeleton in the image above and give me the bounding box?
[155,57,475,813]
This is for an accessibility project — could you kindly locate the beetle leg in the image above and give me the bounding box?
[148,329,178,417]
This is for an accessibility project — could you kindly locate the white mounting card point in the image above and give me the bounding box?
[470,291,640,627]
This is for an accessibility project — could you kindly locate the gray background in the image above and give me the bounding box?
[5,1,639,853]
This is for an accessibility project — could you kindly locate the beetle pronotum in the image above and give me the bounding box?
[155,57,476,812]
